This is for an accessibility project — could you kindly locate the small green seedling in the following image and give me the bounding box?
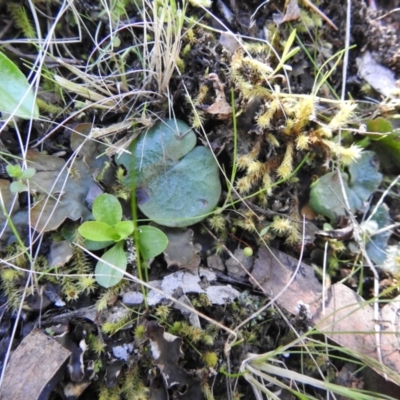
[78,194,168,288]
[6,164,36,193]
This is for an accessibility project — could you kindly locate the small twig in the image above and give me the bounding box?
[370,222,400,237]
[322,240,329,316]
[35,305,98,325]
[301,0,338,31]
[0,19,13,40]
[245,201,303,223]
[375,8,400,21]
[2,44,82,67]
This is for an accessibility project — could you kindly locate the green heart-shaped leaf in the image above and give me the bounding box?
[365,204,391,265]
[117,119,221,227]
[309,151,382,223]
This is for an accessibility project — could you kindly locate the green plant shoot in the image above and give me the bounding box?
[6,164,36,193]
[78,194,168,288]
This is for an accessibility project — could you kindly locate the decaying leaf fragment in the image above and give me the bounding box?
[47,240,74,268]
[29,125,113,232]
[158,226,201,270]
[357,51,398,98]
[250,246,400,385]
[1,329,71,400]
[104,360,124,387]
[28,149,94,232]
[146,321,203,400]
[198,73,232,119]
[219,32,240,53]
[273,0,301,25]
[273,0,337,30]
[54,331,87,382]
[70,123,115,186]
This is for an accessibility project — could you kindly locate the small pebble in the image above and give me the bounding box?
[122,291,144,306]
[225,248,254,279]
[207,254,225,272]
[112,343,133,361]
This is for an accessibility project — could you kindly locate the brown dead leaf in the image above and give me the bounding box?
[274,0,337,30]
[357,51,398,98]
[54,331,87,382]
[28,149,100,232]
[273,0,301,25]
[104,360,124,387]
[158,226,201,270]
[48,240,74,268]
[70,123,115,186]
[199,73,232,119]
[1,329,71,400]
[28,126,114,233]
[219,32,240,53]
[251,246,400,385]
[334,363,364,399]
